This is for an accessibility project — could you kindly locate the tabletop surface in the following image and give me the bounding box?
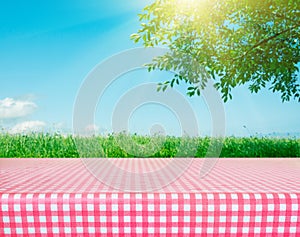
[1,158,300,193]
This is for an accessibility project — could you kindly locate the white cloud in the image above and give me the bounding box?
[0,97,37,119]
[10,121,46,134]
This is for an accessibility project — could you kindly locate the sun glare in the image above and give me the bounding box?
[177,0,196,2]
[175,0,197,6]
[174,0,199,12]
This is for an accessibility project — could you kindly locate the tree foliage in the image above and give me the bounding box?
[131,0,300,102]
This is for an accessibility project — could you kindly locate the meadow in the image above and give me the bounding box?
[0,133,299,158]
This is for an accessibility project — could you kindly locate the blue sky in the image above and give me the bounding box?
[0,0,299,137]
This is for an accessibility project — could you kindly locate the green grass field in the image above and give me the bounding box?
[0,133,299,158]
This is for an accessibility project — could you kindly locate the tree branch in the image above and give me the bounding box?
[233,24,300,62]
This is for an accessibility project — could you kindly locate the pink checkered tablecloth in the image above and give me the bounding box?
[0,158,300,236]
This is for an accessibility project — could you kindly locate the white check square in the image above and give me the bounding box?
[148,204,154,211]
[64,227,71,234]
[1,204,8,211]
[15,216,22,223]
[63,204,69,211]
[208,205,214,211]
[14,204,20,211]
[160,204,166,211]
[124,204,130,211]
[184,204,190,211]
[26,204,33,211]
[39,216,46,222]
[63,216,71,223]
[27,216,34,222]
[112,204,118,211]
[76,227,83,233]
[16,228,23,234]
[231,227,237,233]
[172,204,178,211]
[136,204,142,211]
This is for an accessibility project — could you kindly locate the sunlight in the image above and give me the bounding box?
[176,0,196,4]
[174,0,201,14]
[175,0,198,7]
